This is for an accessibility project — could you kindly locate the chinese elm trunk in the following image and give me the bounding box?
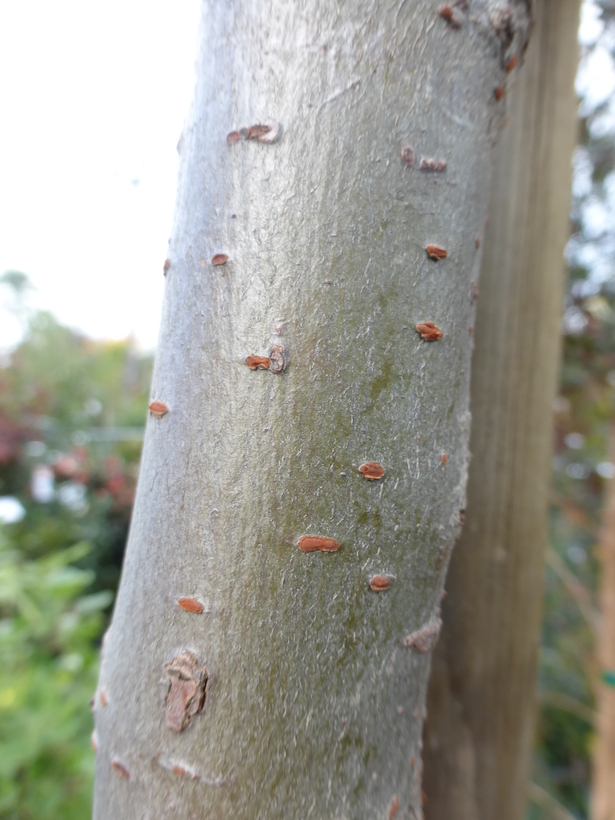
[93,2,532,818]
[423,0,581,818]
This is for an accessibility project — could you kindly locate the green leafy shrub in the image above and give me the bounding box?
[0,528,110,819]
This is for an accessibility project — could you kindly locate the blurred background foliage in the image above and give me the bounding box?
[0,286,152,819]
[1,3,615,818]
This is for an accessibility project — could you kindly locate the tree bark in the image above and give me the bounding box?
[422,2,581,819]
[93,2,532,817]
[592,427,615,820]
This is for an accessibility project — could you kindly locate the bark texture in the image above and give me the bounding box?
[422,1,581,819]
[592,428,615,820]
[93,2,531,818]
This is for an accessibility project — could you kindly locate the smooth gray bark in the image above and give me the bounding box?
[93,2,532,818]
[422,0,581,818]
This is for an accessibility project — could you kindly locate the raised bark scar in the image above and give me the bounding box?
[164,651,208,732]
[402,617,443,652]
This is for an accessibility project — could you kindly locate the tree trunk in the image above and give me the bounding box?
[422,2,580,819]
[93,2,533,817]
[592,426,615,820]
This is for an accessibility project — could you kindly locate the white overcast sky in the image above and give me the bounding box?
[0,1,610,353]
[0,0,200,352]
